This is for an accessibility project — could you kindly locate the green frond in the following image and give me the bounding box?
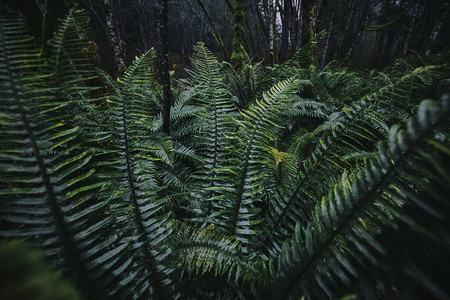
[269,95,450,299]
[100,50,177,299]
[257,31,326,95]
[45,9,101,107]
[185,43,237,218]
[263,63,448,257]
[172,223,265,286]
[0,9,116,298]
[215,78,299,251]
[222,52,264,109]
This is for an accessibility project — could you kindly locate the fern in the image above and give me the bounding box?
[0,8,114,298]
[173,223,264,285]
[270,95,450,299]
[100,49,177,299]
[183,43,236,219]
[263,63,448,258]
[1,9,449,300]
[221,78,299,251]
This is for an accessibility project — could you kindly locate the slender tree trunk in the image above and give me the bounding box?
[197,0,229,59]
[41,0,72,54]
[253,0,270,61]
[159,0,172,134]
[279,0,289,61]
[243,7,257,57]
[301,0,314,65]
[292,0,302,57]
[230,0,245,67]
[270,0,278,65]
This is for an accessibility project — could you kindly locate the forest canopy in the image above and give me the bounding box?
[0,1,449,300]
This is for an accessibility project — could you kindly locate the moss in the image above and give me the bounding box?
[0,240,83,300]
[231,0,245,68]
[230,50,244,66]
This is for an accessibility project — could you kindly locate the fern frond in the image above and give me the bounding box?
[222,51,264,109]
[172,224,265,286]
[101,50,177,299]
[257,31,326,95]
[185,43,237,218]
[270,95,450,299]
[0,9,115,298]
[215,79,299,252]
[264,63,448,257]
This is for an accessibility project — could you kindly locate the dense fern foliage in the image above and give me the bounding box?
[1,8,449,300]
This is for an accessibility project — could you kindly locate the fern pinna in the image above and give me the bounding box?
[1,7,449,300]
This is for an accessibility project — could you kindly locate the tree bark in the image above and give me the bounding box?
[270,0,278,65]
[41,0,70,54]
[230,0,245,67]
[197,0,229,59]
[243,5,258,57]
[300,0,314,65]
[159,0,172,134]
[252,0,270,61]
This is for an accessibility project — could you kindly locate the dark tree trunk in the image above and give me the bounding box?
[252,0,270,62]
[243,4,257,58]
[301,0,314,45]
[159,0,172,135]
[41,0,68,54]
[230,0,245,67]
[197,0,229,59]
[300,0,314,65]
[269,0,278,65]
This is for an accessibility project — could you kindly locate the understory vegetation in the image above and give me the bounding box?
[1,8,449,300]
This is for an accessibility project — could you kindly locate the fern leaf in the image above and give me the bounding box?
[0,9,115,298]
[270,95,450,299]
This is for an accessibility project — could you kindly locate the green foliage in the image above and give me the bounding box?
[1,7,449,300]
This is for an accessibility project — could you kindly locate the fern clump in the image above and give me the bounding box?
[1,7,449,300]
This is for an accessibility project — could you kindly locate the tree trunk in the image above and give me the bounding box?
[301,0,314,45]
[300,0,314,65]
[243,6,257,57]
[230,0,245,67]
[270,0,278,65]
[41,0,70,54]
[197,0,229,59]
[159,0,172,134]
[252,0,270,61]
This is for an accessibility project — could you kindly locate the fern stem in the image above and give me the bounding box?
[120,104,170,300]
[231,95,273,235]
[207,61,220,216]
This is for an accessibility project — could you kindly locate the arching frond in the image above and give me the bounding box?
[269,95,450,300]
[185,43,237,218]
[214,79,299,252]
[0,8,116,298]
[172,224,265,286]
[101,49,177,299]
[263,63,448,258]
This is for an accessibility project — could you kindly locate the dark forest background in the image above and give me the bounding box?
[5,0,450,75]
